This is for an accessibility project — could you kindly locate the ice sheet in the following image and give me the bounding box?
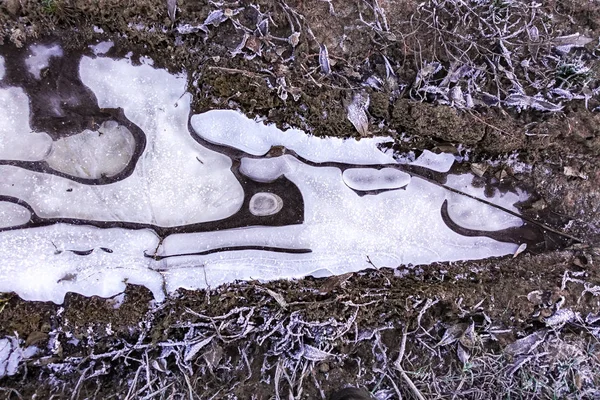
[0,42,532,304]
[0,202,30,228]
[45,121,136,179]
[0,87,53,161]
[191,110,397,164]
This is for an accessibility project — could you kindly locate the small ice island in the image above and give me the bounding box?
[0,42,536,303]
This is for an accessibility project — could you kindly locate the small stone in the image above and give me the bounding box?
[319,362,330,373]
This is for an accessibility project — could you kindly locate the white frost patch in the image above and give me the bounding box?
[191,110,396,164]
[46,121,136,179]
[343,168,411,191]
[445,174,524,230]
[411,150,455,172]
[0,55,4,80]
[0,337,37,378]
[89,41,114,55]
[0,87,53,161]
[25,44,63,80]
[0,225,163,303]
[0,202,30,228]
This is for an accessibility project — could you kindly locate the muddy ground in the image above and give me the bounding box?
[1,0,600,398]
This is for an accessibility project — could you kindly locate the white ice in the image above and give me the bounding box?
[156,155,519,292]
[25,44,63,80]
[45,121,136,179]
[0,48,528,303]
[411,150,456,172]
[90,41,114,55]
[0,57,244,226]
[191,110,397,164]
[0,87,53,161]
[0,55,4,80]
[0,224,162,302]
[342,168,412,191]
[0,202,30,228]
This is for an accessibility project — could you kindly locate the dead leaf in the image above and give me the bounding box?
[436,323,468,347]
[25,331,48,347]
[184,336,214,362]
[166,0,177,22]
[347,91,370,136]
[265,288,288,309]
[319,43,331,75]
[526,290,544,305]
[504,330,547,357]
[563,166,588,180]
[457,343,470,364]
[470,163,488,177]
[513,243,527,258]
[495,169,508,181]
[288,32,300,47]
[245,35,261,55]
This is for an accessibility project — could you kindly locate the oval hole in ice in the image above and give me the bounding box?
[0,202,31,228]
[342,168,411,191]
[249,192,283,216]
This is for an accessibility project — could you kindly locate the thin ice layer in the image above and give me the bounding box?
[191,110,397,164]
[342,168,411,191]
[156,155,520,292]
[45,121,136,179]
[0,57,244,226]
[0,87,53,161]
[0,224,163,303]
[0,202,30,228]
[411,150,455,172]
[77,56,244,225]
[0,44,531,304]
[90,41,113,55]
[445,174,524,230]
[25,44,63,80]
[0,55,4,80]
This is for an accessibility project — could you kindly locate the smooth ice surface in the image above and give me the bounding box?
[25,44,63,79]
[0,202,30,228]
[90,41,114,55]
[46,121,136,179]
[157,155,519,292]
[0,87,53,161]
[343,168,412,191]
[0,44,532,303]
[0,56,4,80]
[445,174,524,230]
[412,150,456,172]
[0,87,52,161]
[0,225,162,302]
[191,110,397,164]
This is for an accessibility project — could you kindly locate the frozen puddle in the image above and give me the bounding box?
[0,42,537,303]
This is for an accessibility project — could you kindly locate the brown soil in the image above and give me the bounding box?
[0,0,599,398]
